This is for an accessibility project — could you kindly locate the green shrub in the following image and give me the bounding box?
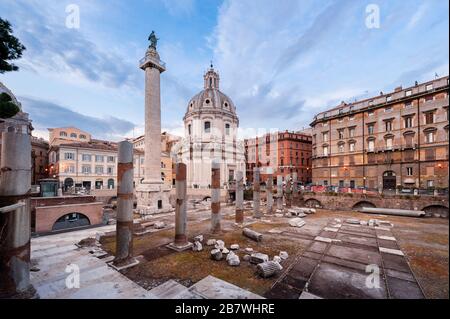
[0,93,20,119]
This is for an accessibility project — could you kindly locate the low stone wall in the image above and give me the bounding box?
[31,196,104,233]
[170,188,228,201]
[34,202,104,233]
[301,192,449,217]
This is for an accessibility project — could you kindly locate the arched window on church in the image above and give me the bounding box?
[225,123,230,135]
[204,121,211,133]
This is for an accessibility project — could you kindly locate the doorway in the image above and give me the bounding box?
[383,171,396,190]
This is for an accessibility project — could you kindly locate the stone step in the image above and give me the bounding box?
[188,275,264,299]
[148,280,200,299]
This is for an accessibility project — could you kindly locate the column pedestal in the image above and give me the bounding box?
[136,183,172,215]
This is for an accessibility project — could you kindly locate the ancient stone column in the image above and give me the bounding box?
[285,174,292,208]
[253,167,261,218]
[0,131,35,298]
[143,52,164,184]
[136,41,171,214]
[211,160,221,233]
[276,175,283,210]
[292,172,298,205]
[168,163,192,251]
[114,141,137,267]
[266,167,273,214]
[235,170,244,223]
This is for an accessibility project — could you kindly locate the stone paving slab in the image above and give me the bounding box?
[307,242,328,254]
[385,269,416,282]
[321,255,378,273]
[327,245,382,266]
[379,247,404,256]
[30,225,156,299]
[335,233,378,247]
[307,262,388,299]
[338,227,377,238]
[188,275,264,299]
[299,291,322,299]
[386,276,424,299]
[381,253,411,273]
[377,239,400,250]
[264,282,302,299]
[264,217,425,299]
[148,280,200,299]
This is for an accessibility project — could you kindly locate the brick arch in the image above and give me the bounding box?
[35,202,104,233]
[305,198,322,208]
[421,205,449,218]
[52,212,91,231]
[352,201,376,210]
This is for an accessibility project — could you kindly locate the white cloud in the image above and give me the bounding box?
[407,3,428,30]
[209,0,361,131]
[160,0,195,16]
[303,88,365,110]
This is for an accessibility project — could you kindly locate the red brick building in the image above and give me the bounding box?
[245,131,312,184]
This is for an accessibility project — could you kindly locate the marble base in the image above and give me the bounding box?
[108,258,140,271]
[136,182,172,215]
[166,242,193,252]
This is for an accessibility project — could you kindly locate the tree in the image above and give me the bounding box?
[0,17,26,74]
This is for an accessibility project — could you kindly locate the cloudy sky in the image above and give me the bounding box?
[1,0,448,141]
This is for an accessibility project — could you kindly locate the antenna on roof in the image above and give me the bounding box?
[435,72,439,79]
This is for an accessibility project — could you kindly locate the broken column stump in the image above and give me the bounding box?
[168,162,193,251]
[211,160,221,233]
[285,174,292,208]
[235,170,244,224]
[292,172,298,205]
[253,167,261,218]
[0,131,36,298]
[113,141,139,269]
[266,167,273,214]
[276,175,283,211]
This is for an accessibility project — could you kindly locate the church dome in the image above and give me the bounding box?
[184,66,238,121]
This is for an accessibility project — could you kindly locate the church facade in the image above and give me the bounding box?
[175,66,246,189]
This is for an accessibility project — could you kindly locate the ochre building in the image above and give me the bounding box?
[310,76,449,190]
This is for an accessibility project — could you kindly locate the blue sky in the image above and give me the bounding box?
[0,0,448,140]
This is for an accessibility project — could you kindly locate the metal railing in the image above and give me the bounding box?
[302,185,449,197]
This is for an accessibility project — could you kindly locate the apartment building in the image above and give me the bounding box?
[310,76,449,190]
[31,136,49,184]
[131,132,180,187]
[244,131,312,184]
[48,138,118,197]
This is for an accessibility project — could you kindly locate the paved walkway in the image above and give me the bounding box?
[265,219,425,299]
[31,224,263,299]
[31,225,156,299]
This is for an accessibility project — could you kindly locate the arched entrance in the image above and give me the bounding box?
[64,178,74,189]
[305,198,322,208]
[383,171,396,190]
[52,213,90,231]
[422,205,449,218]
[95,179,103,190]
[107,178,114,189]
[352,201,376,210]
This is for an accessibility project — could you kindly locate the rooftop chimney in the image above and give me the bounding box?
[394,86,402,92]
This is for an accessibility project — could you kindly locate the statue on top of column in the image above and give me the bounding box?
[148,31,159,49]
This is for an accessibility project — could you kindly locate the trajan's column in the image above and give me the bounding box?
[136,31,171,214]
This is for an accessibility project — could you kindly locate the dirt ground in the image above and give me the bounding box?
[100,206,449,299]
